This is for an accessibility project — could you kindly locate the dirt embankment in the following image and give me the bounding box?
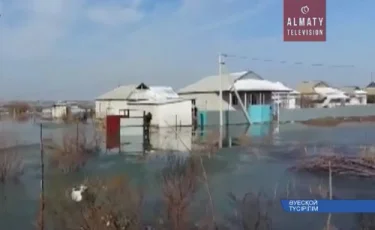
[301,115,375,127]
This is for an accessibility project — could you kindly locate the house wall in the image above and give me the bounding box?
[273,93,299,109]
[95,100,128,118]
[179,91,272,111]
[179,92,229,110]
[353,94,367,105]
[157,100,192,127]
[279,105,375,122]
[126,100,192,127]
[51,106,67,118]
[126,104,157,126]
[42,108,52,116]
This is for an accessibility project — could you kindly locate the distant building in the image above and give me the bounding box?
[296,80,330,98]
[296,80,348,108]
[272,82,300,109]
[340,86,367,105]
[49,101,85,119]
[365,82,375,103]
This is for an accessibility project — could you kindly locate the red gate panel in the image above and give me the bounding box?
[106,115,121,149]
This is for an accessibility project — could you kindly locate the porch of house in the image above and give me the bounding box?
[226,90,274,124]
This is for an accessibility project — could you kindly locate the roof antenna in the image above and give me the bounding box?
[371,72,373,82]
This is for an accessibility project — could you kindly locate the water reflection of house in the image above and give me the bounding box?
[149,127,193,152]
[96,83,193,127]
[296,81,348,108]
[112,126,193,153]
[340,86,367,105]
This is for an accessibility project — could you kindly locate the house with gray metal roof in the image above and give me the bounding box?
[295,80,330,95]
[95,84,138,118]
[178,70,266,111]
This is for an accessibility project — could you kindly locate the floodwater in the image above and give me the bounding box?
[1,119,375,229]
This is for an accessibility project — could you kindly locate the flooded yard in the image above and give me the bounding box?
[1,119,375,229]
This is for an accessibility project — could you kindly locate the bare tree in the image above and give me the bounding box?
[161,155,201,230]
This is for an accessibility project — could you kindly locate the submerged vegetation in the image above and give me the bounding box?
[0,131,24,183]
[301,115,375,127]
[2,120,375,229]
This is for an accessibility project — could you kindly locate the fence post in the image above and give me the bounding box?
[76,122,79,151]
[39,123,45,230]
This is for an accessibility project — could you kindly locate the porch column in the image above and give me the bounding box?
[244,92,247,108]
[229,92,232,109]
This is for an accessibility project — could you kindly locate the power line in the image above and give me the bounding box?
[221,53,355,69]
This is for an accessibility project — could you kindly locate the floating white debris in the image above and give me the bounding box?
[71,185,87,202]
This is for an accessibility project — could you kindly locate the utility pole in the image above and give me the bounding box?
[218,53,224,127]
[218,53,225,148]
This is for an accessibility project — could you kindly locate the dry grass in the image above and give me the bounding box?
[3,101,30,115]
[301,116,375,127]
[290,148,375,177]
[227,192,273,230]
[0,131,24,183]
[48,124,101,173]
[45,175,143,230]
[161,155,202,230]
[357,213,375,230]
[301,117,343,127]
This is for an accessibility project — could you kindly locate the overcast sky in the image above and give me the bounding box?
[0,0,374,100]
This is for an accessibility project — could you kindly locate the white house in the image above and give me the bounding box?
[295,81,351,108]
[95,83,193,127]
[95,84,137,118]
[51,102,69,119]
[272,82,300,109]
[313,87,348,108]
[340,86,367,105]
[41,107,52,118]
[49,102,85,119]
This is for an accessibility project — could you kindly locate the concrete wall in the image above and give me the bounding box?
[199,110,248,126]
[279,105,375,122]
[157,100,192,127]
[198,105,375,126]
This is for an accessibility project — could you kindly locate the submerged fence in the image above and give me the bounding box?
[198,105,375,126]
[279,105,375,122]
